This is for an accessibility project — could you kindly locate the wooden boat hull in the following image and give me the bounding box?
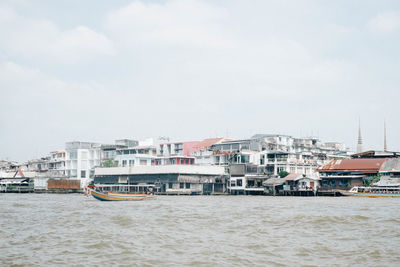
[91,190,153,201]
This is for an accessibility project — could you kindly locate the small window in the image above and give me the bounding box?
[81,170,86,178]
[180,183,184,189]
[168,183,173,189]
[237,179,242,187]
[185,183,190,189]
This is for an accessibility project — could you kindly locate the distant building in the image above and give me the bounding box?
[210,134,348,176]
[317,154,400,191]
[65,141,101,187]
[94,165,228,195]
[115,139,139,147]
[158,141,201,157]
[48,150,66,176]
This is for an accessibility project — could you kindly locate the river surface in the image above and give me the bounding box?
[1,194,399,266]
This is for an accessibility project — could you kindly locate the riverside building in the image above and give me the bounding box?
[65,141,101,187]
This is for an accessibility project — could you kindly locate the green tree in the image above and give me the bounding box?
[278,170,289,178]
[100,159,118,168]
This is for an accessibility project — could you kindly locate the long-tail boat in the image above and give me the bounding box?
[88,184,154,201]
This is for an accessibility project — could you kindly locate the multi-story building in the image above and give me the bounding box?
[158,141,201,157]
[114,146,157,167]
[191,138,229,165]
[210,134,348,177]
[48,150,66,176]
[65,141,101,186]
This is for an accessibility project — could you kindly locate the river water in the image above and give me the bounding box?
[1,194,399,266]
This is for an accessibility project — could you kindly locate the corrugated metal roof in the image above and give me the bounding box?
[318,158,388,173]
[284,173,303,181]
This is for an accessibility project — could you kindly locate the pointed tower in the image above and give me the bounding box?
[357,119,363,153]
[384,120,387,152]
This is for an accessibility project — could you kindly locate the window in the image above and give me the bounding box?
[69,151,77,159]
[129,160,135,166]
[81,160,87,169]
[81,151,88,160]
[180,183,184,189]
[237,179,242,187]
[185,183,190,189]
[81,170,86,178]
[168,183,173,189]
[118,177,128,184]
[122,160,127,167]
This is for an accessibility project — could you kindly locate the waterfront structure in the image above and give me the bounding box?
[94,165,228,195]
[210,134,349,176]
[227,164,267,195]
[282,173,320,196]
[317,158,386,191]
[317,154,400,193]
[65,141,101,187]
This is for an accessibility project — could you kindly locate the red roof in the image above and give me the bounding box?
[318,158,388,173]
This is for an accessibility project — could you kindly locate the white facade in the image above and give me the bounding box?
[211,134,349,176]
[48,150,66,176]
[95,165,226,176]
[65,142,101,186]
[115,154,155,167]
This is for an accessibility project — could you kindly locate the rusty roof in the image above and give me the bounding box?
[318,158,388,173]
[283,173,303,181]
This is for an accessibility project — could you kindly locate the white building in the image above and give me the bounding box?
[48,150,66,176]
[210,134,349,176]
[114,146,157,167]
[65,141,101,187]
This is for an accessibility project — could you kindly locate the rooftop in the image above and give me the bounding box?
[318,158,388,173]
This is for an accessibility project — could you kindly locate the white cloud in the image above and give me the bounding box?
[105,0,231,48]
[367,11,400,34]
[0,7,116,64]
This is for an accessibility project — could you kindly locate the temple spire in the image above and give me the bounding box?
[357,118,363,153]
[384,119,387,152]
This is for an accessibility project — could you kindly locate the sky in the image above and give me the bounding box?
[0,0,399,162]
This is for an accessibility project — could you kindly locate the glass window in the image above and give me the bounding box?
[180,183,184,189]
[81,160,87,169]
[81,151,88,160]
[81,170,86,178]
[237,179,242,186]
[168,182,173,189]
[185,183,190,189]
[69,151,77,159]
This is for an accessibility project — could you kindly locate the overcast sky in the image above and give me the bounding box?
[1,0,399,161]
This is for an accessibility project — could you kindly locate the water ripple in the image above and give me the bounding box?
[0,194,399,266]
